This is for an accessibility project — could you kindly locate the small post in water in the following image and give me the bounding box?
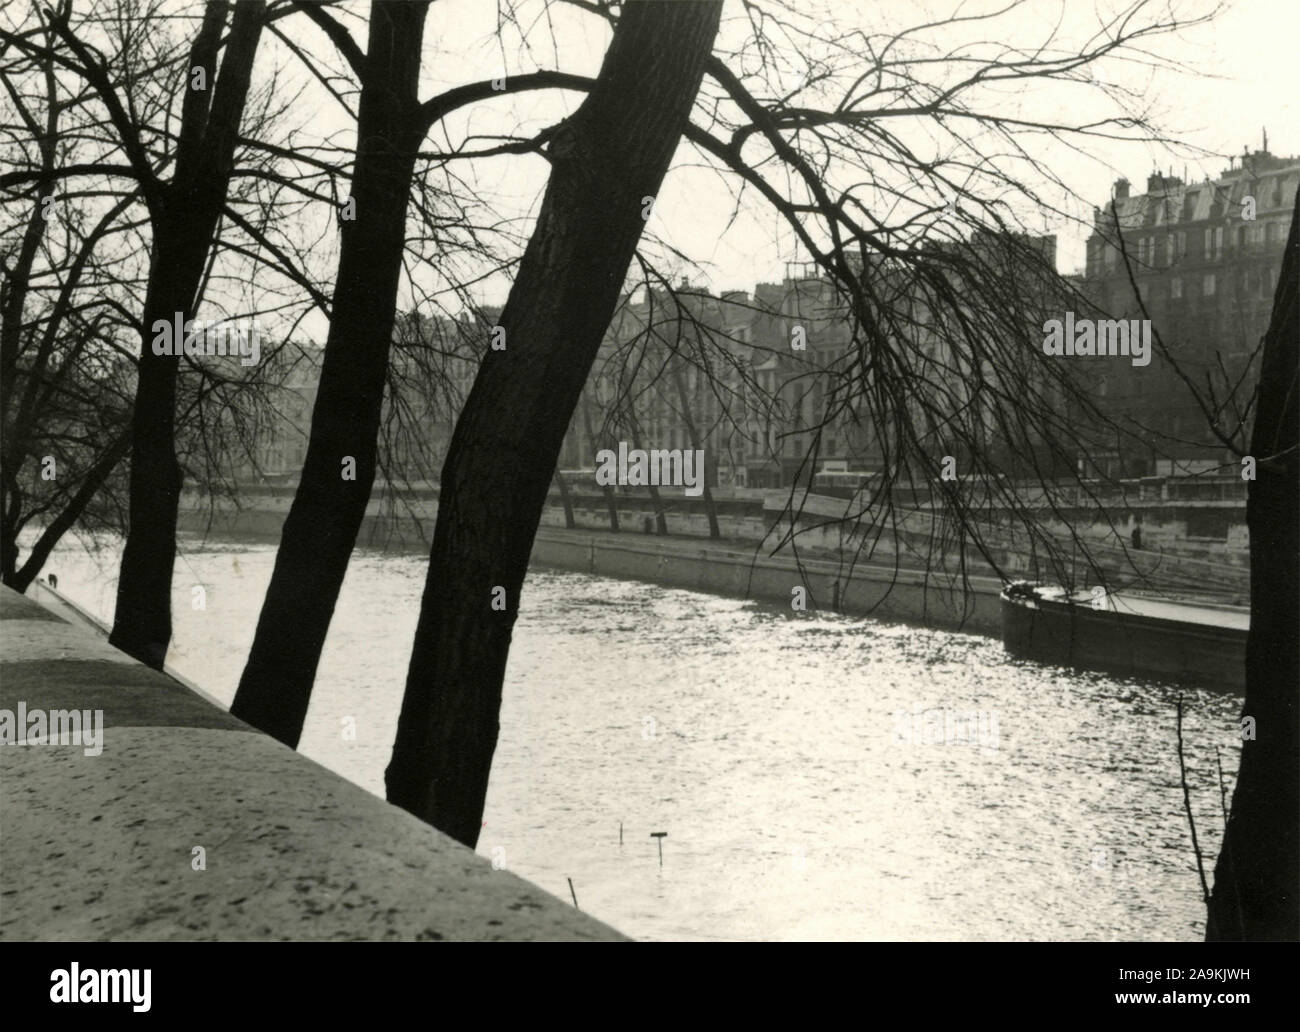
[651,831,667,866]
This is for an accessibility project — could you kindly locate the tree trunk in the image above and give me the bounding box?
[1206,191,1299,941]
[10,432,130,593]
[672,364,720,537]
[230,0,430,746]
[0,80,55,415]
[1,193,139,590]
[385,0,722,847]
[582,398,620,532]
[553,468,576,529]
[109,0,264,667]
[631,419,669,534]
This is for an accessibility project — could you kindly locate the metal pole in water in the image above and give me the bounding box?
[568,877,579,909]
[619,821,623,846]
[651,831,667,866]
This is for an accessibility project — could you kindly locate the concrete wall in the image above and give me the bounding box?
[528,527,1004,636]
[180,481,1251,569]
[0,585,625,942]
[176,483,1246,635]
[535,501,1247,601]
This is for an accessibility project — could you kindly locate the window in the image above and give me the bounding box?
[1201,226,1224,260]
[1170,276,1182,299]
[1203,272,1216,296]
[1165,235,1175,265]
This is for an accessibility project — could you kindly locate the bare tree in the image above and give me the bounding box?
[1097,177,1296,939]
[582,395,619,531]
[105,0,266,666]
[0,0,316,604]
[229,0,557,745]
[374,0,1225,845]
[384,0,724,846]
[1206,193,1298,941]
[228,0,436,742]
[0,11,139,589]
[0,0,271,664]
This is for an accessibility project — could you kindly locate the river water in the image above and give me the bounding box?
[40,534,1244,941]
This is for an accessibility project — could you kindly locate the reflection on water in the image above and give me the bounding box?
[45,535,1243,941]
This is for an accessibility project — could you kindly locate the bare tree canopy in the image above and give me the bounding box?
[2,0,1294,948]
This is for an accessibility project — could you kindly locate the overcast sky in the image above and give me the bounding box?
[268,0,1298,335]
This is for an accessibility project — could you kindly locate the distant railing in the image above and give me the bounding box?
[206,472,1249,513]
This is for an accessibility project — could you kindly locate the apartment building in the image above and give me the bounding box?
[1081,142,1297,476]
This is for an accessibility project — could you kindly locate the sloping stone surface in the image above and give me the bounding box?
[0,585,626,942]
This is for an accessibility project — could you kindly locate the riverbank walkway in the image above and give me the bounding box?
[0,584,625,941]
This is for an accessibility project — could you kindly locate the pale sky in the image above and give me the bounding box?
[257,0,1300,337]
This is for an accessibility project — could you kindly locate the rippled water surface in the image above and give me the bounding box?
[44,535,1244,940]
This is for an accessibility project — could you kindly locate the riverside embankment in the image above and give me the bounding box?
[0,583,625,942]
[177,486,1008,631]
[528,525,1005,633]
[16,541,1245,940]
[176,481,1250,639]
[181,476,1252,574]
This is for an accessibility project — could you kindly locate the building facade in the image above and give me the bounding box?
[1080,145,1297,476]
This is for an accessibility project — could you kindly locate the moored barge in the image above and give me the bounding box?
[1000,581,1249,691]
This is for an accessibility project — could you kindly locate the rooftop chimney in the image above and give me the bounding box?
[1146,171,1182,193]
[1113,177,1130,200]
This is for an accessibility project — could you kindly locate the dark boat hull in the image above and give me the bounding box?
[1000,590,1247,692]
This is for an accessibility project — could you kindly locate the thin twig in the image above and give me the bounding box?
[1214,746,1230,826]
[1176,695,1213,916]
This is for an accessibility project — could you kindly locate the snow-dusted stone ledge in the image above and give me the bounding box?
[0,585,626,942]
